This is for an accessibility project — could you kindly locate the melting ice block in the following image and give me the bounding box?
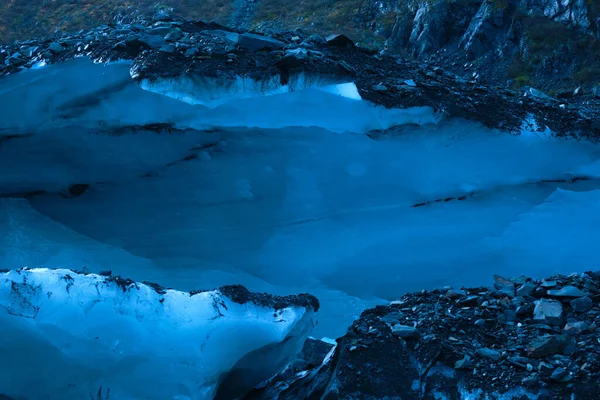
[0,268,318,400]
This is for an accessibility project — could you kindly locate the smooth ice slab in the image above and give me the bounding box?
[492,188,600,276]
[26,120,600,304]
[0,268,317,400]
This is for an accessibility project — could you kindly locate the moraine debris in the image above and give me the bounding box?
[248,271,600,399]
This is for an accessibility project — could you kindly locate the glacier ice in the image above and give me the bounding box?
[3,56,600,347]
[0,268,316,400]
[0,58,437,135]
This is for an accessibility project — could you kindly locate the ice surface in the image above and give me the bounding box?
[0,58,436,135]
[23,120,600,327]
[3,57,600,344]
[0,268,315,400]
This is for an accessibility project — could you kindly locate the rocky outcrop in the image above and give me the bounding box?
[385,0,600,90]
[2,16,599,139]
[249,272,600,399]
[2,0,600,90]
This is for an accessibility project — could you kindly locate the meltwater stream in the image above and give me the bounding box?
[3,59,600,338]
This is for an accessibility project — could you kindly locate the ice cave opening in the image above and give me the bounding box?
[2,58,600,399]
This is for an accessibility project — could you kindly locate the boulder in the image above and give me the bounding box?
[164,28,184,42]
[391,324,420,340]
[516,281,536,297]
[534,299,563,325]
[527,335,566,358]
[547,285,586,298]
[570,296,592,312]
[475,347,502,361]
[325,34,355,49]
[494,274,515,297]
[5,53,27,66]
[47,42,65,53]
[237,33,285,51]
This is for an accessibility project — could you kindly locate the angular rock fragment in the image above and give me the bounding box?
[475,347,502,361]
[494,274,515,297]
[392,324,420,340]
[534,299,563,325]
[238,33,285,51]
[547,285,586,298]
[527,335,567,358]
[571,296,593,312]
[516,281,536,297]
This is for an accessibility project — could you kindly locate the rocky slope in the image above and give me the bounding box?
[247,272,600,399]
[1,0,600,91]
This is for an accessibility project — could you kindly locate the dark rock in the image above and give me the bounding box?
[445,289,467,299]
[307,34,326,45]
[19,46,38,58]
[47,42,65,53]
[380,312,403,325]
[297,338,335,368]
[494,274,515,297]
[516,303,534,316]
[159,44,176,53]
[499,309,517,324]
[138,34,167,49]
[508,356,530,368]
[511,275,528,285]
[238,33,285,51]
[570,296,593,312]
[185,47,199,57]
[460,295,480,306]
[521,373,539,387]
[524,87,557,104]
[547,285,586,298]
[325,34,355,49]
[550,367,573,383]
[147,26,173,37]
[527,335,568,358]
[454,354,472,369]
[165,28,184,42]
[218,285,319,312]
[6,53,26,66]
[564,321,589,335]
[534,299,563,325]
[516,281,536,297]
[391,324,420,340]
[475,347,502,361]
